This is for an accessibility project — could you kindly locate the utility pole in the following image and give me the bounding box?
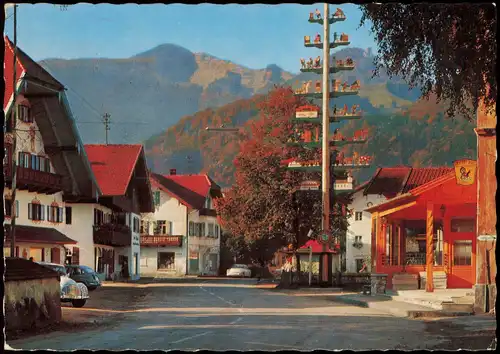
[9,4,18,257]
[103,113,111,144]
[321,3,331,254]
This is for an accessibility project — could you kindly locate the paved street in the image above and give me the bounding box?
[7,279,495,351]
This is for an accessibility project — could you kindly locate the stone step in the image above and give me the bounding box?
[451,295,475,304]
[441,301,474,313]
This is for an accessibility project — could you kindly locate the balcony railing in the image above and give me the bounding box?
[140,235,183,247]
[93,223,131,247]
[199,208,217,217]
[4,165,63,194]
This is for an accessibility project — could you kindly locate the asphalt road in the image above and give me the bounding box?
[6,278,492,351]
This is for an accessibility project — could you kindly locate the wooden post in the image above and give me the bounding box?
[371,213,378,270]
[426,202,434,292]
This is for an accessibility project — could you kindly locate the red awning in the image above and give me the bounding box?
[4,225,77,245]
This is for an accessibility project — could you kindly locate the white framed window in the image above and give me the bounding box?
[355,212,363,221]
[28,203,45,221]
[354,236,362,243]
[208,223,215,237]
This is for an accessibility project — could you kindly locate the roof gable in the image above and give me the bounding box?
[5,36,64,91]
[150,173,221,210]
[84,144,143,196]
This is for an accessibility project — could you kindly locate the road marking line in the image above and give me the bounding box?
[229,317,243,325]
[170,331,212,344]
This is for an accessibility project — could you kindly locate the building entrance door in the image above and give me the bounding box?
[447,218,476,288]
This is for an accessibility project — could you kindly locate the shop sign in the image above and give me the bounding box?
[333,179,353,190]
[453,159,476,186]
[317,230,331,244]
[295,105,319,119]
[298,180,320,191]
[189,251,198,259]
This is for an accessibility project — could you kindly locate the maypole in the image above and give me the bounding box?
[286,5,371,285]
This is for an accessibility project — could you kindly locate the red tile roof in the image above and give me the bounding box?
[84,144,143,196]
[299,239,338,254]
[402,167,454,193]
[150,173,221,210]
[363,166,454,198]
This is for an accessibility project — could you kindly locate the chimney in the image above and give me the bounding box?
[169,169,176,175]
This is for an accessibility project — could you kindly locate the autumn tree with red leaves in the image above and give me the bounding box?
[216,86,352,267]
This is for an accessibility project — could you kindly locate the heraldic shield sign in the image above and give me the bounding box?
[453,159,477,186]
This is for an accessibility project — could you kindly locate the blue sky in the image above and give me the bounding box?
[4,3,377,74]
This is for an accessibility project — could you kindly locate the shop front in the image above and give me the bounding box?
[366,168,477,291]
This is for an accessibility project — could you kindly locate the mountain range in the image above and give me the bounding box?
[38,43,477,187]
[39,45,419,145]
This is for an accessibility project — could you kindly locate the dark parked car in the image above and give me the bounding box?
[65,265,101,291]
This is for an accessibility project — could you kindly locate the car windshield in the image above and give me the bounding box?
[233,264,248,269]
[81,266,95,274]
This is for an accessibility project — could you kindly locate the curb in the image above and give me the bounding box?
[327,295,474,318]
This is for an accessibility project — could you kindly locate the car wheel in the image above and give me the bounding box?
[72,299,86,308]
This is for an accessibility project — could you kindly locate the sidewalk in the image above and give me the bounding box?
[307,292,475,318]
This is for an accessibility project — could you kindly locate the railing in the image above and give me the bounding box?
[199,208,217,217]
[140,235,183,247]
[93,223,131,247]
[4,165,63,193]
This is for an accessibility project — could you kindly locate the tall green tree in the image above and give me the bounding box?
[359,3,496,120]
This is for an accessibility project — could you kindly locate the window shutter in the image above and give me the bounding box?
[28,203,32,219]
[15,246,19,257]
[189,221,194,236]
[65,206,72,224]
[15,200,19,217]
[41,248,45,262]
[47,205,51,221]
[72,247,80,265]
[58,207,64,223]
[154,191,160,206]
[41,204,45,220]
[168,221,173,235]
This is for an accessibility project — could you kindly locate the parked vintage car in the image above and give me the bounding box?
[65,265,101,291]
[226,264,252,278]
[37,262,89,308]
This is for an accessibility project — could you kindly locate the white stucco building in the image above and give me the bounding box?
[345,185,386,273]
[3,38,154,281]
[140,171,222,277]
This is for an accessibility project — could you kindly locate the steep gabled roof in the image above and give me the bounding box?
[150,173,221,210]
[4,36,26,112]
[5,36,64,91]
[84,144,143,196]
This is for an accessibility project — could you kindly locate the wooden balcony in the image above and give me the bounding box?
[140,235,183,247]
[199,208,217,217]
[93,223,131,247]
[4,165,63,194]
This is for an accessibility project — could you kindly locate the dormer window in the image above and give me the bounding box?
[204,196,212,209]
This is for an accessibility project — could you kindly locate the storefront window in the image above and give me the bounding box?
[158,252,175,270]
[403,220,443,266]
[451,218,475,233]
[453,240,472,266]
